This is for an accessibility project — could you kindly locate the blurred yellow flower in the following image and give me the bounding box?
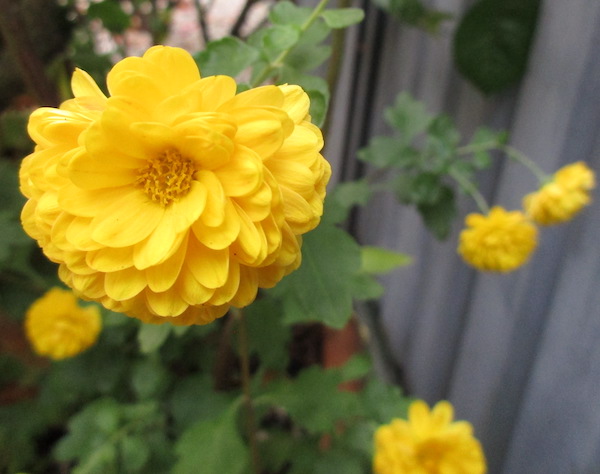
[523,161,595,225]
[374,400,486,474]
[25,287,102,360]
[20,46,330,325]
[458,206,537,272]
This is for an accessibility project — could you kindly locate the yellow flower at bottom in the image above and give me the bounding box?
[523,161,595,225]
[458,206,537,272]
[25,287,102,360]
[19,46,331,325]
[374,400,486,474]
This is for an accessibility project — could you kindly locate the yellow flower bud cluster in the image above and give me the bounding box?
[458,162,595,272]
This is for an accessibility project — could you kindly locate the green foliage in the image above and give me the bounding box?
[86,0,131,34]
[454,0,541,94]
[270,223,362,329]
[371,0,452,33]
[358,91,508,240]
[321,8,365,29]
[194,37,260,77]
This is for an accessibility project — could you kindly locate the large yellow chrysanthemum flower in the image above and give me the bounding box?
[523,161,595,225]
[25,287,102,360]
[374,400,486,474]
[458,206,537,272]
[20,46,331,325]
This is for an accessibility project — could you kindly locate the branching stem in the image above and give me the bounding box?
[449,168,490,214]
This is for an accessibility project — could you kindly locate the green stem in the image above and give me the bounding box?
[456,141,500,156]
[235,308,261,474]
[250,0,331,87]
[449,169,490,214]
[503,145,550,184]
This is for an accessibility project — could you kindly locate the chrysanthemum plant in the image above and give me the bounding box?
[0,2,433,473]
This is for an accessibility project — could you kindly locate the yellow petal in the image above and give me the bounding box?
[145,288,188,317]
[230,266,258,307]
[145,234,188,292]
[143,45,201,93]
[71,68,107,100]
[68,150,138,189]
[133,217,185,269]
[218,85,284,111]
[176,266,214,305]
[165,181,207,232]
[90,189,164,247]
[186,239,229,289]
[280,186,315,232]
[197,170,226,226]
[213,145,262,197]
[266,160,314,196]
[233,107,293,159]
[104,266,147,301]
[207,259,240,305]
[278,85,310,123]
[179,132,234,170]
[191,199,240,250]
[86,246,134,272]
[233,180,273,221]
[195,75,237,111]
[71,271,106,299]
[59,184,129,218]
[230,202,267,265]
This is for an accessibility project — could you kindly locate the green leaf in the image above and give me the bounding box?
[173,401,247,474]
[131,358,169,400]
[194,37,260,77]
[261,25,301,61]
[402,172,444,205]
[360,377,411,423]
[0,109,32,153]
[357,136,406,168]
[350,272,385,301]
[119,436,150,472]
[384,92,432,144]
[323,179,372,225]
[245,298,290,370]
[87,0,130,33]
[417,185,457,240]
[269,1,313,26]
[137,323,171,354]
[270,224,361,329]
[264,365,364,433]
[453,0,541,94]
[321,8,365,29]
[361,246,412,274]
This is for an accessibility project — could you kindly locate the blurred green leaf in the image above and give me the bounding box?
[372,0,451,32]
[194,37,260,77]
[384,92,432,144]
[137,323,171,354]
[262,25,301,61]
[357,136,407,168]
[173,401,247,474]
[453,0,541,94]
[361,246,412,274]
[131,357,169,400]
[0,110,32,153]
[119,436,150,472]
[350,271,385,301]
[360,377,411,423]
[321,8,365,29]
[87,0,130,34]
[269,1,312,25]
[417,185,456,240]
[271,223,361,329]
[245,298,290,371]
[324,179,372,225]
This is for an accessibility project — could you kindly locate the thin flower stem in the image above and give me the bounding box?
[449,169,490,214]
[250,0,331,87]
[234,308,261,474]
[456,141,499,155]
[503,145,551,184]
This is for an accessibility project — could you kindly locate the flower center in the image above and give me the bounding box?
[415,438,448,472]
[136,149,195,206]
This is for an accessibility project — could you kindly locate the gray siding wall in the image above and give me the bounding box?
[325,0,600,472]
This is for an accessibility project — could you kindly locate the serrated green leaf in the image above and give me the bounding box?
[361,377,411,423]
[194,36,260,77]
[87,0,130,33]
[173,401,247,474]
[321,8,365,29]
[453,0,541,94]
[357,136,405,168]
[137,323,171,354]
[384,92,432,144]
[361,246,412,274]
[264,365,364,433]
[417,185,456,240]
[270,224,361,329]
